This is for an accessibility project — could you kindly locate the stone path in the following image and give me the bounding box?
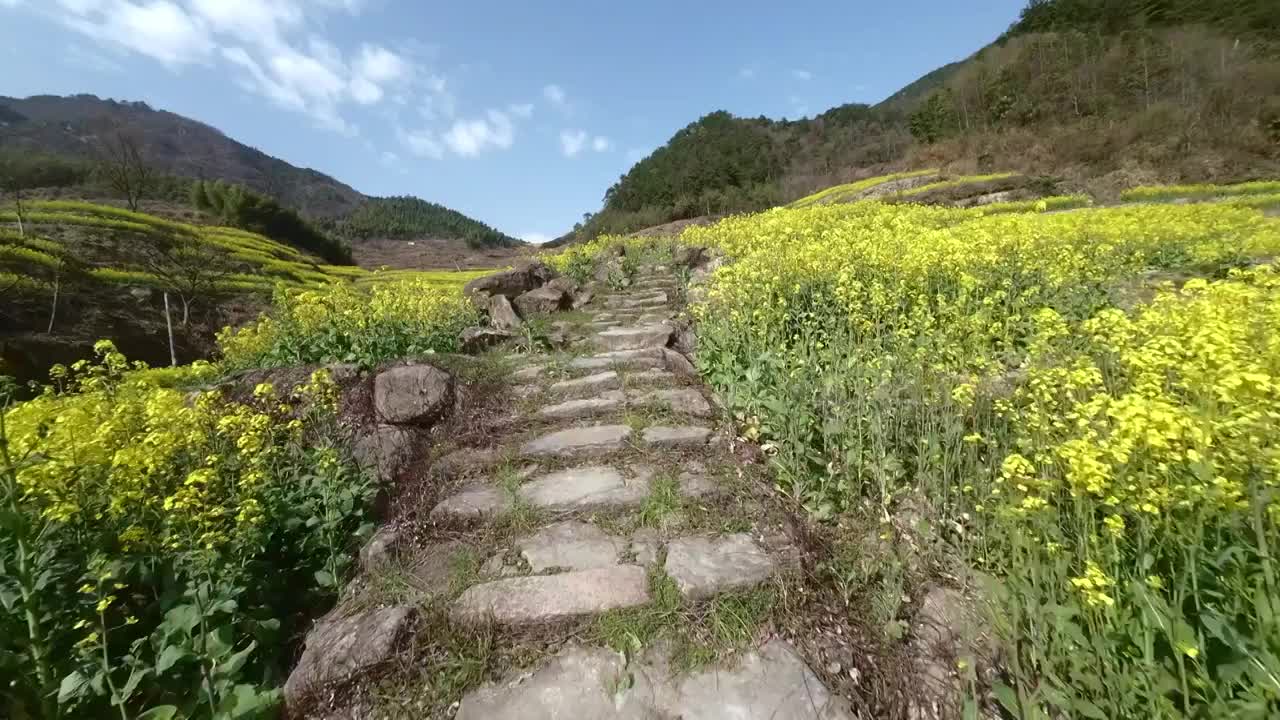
[291,265,854,719]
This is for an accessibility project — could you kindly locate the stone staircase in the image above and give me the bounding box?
[288,267,856,719]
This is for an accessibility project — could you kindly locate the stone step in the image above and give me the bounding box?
[596,324,674,352]
[515,520,626,572]
[452,565,650,625]
[521,424,633,457]
[663,534,780,600]
[549,370,622,397]
[455,639,854,719]
[641,425,712,448]
[537,391,627,420]
[430,464,653,521]
[568,349,665,372]
[629,388,712,417]
[623,368,678,386]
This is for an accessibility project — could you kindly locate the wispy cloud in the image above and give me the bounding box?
[543,83,567,107]
[559,129,611,158]
[442,110,514,156]
[791,68,813,81]
[508,102,534,118]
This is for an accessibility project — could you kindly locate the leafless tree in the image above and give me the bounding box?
[142,239,232,326]
[95,131,154,211]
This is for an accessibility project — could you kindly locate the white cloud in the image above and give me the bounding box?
[543,83,567,107]
[187,0,300,48]
[58,0,216,67]
[508,102,534,118]
[560,129,611,158]
[349,44,409,105]
[559,129,587,158]
[791,69,813,81]
[442,109,514,156]
[398,126,444,159]
[520,232,552,245]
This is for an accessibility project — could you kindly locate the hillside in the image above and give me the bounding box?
[565,0,1280,241]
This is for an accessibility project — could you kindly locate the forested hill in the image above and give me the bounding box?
[332,196,519,248]
[565,0,1280,242]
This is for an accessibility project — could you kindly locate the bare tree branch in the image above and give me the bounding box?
[94,131,154,212]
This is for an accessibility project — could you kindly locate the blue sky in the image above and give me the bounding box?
[0,0,1026,241]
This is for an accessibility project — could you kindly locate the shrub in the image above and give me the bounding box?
[0,347,373,718]
[218,278,480,369]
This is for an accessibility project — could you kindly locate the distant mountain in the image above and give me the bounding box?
[330,196,519,248]
[0,94,365,219]
[567,0,1280,242]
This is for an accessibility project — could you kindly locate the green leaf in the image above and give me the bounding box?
[155,645,190,675]
[992,682,1020,714]
[58,670,90,704]
[137,706,179,720]
[314,569,336,587]
[215,642,258,679]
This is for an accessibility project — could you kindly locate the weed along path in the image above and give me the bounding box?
[284,261,863,719]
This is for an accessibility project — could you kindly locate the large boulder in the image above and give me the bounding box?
[463,261,557,305]
[514,285,572,315]
[351,424,416,483]
[373,364,453,425]
[283,606,415,709]
[487,294,523,331]
[460,327,513,354]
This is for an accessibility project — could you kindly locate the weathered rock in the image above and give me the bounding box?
[373,364,453,425]
[596,324,673,352]
[627,368,678,386]
[604,292,668,310]
[515,285,573,315]
[630,528,662,566]
[593,256,624,283]
[463,261,556,304]
[662,348,698,380]
[538,390,627,420]
[664,534,777,600]
[455,639,853,720]
[358,527,400,571]
[910,584,994,717]
[511,364,545,382]
[430,483,513,521]
[572,286,595,309]
[521,424,633,457]
[642,425,711,448]
[672,324,697,356]
[590,320,624,330]
[673,245,706,268]
[452,566,650,625]
[677,470,724,500]
[350,424,415,483]
[517,521,625,572]
[460,326,513,354]
[631,388,712,417]
[487,294,523,331]
[322,362,362,385]
[518,465,652,511]
[284,606,415,707]
[544,276,578,294]
[550,371,622,397]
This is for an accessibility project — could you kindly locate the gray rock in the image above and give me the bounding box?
[678,471,723,500]
[452,566,650,625]
[627,368,679,386]
[463,261,556,304]
[431,447,503,479]
[572,287,595,309]
[487,294,523,331]
[630,528,662,566]
[323,363,362,385]
[521,424,633,457]
[515,285,573,315]
[664,534,777,600]
[374,364,453,425]
[461,326,513,354]
[350,424,415,483]
[910,584,994,716]
[284,606,414,707]
[511,364,545,382]
[518,465,652,512]
[642,425,711,448]
[662,348,699,379]
[518,521,625,572]
[631,388,712,417]
[358,527,400,571]
[673,245,706,268]
[538,390,627,420]
[430,483,513,521]
[456,645,651,720]
[596,325,674,352]
[551,371,622,397]
[456,639,853,720]
[590,320,624,330]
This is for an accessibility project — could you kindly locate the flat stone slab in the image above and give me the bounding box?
[550,371,622,397]
[625,368,678,385]
[511,365,545,382]
[518,521,625,571]
[569,354,665,372]
[430,483,513,521]
[631,388,712,417]
[284,606,414,706]
[538,390,626,420]
[452,566,649,625]
[517,465,651,512]
[664,534,778,600]
[596,324,674,352]
[456,639,853,719]
[642,425,711,448]
[521,425,633,457]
